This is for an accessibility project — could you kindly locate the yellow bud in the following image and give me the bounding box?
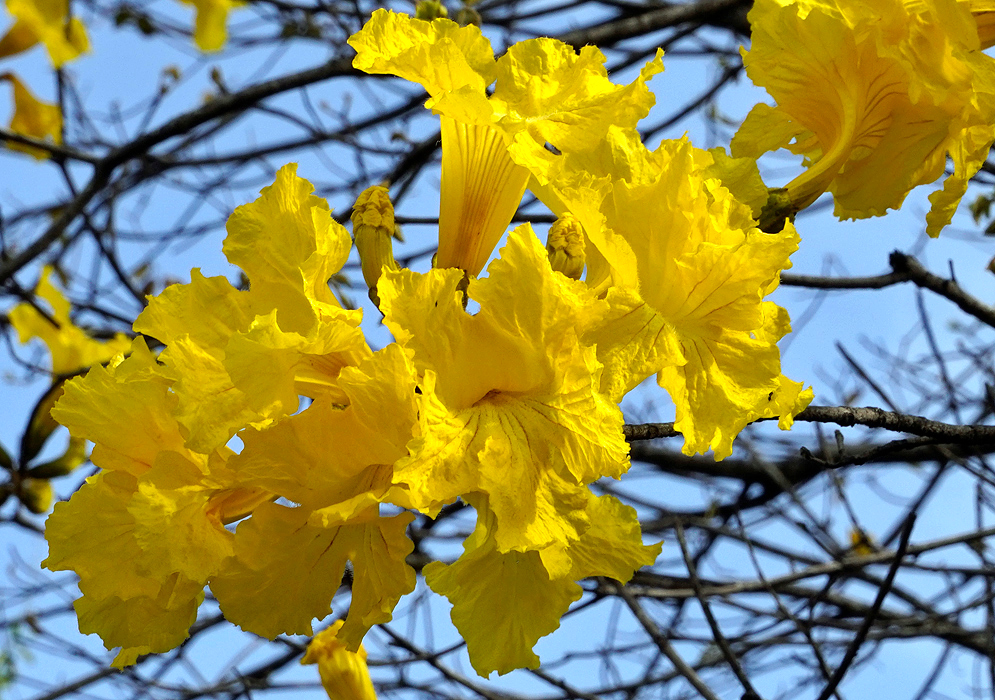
[455,5,481,26]
[302,620,377,700]
[415,0,449,21]
[352,185,400,307]
[21,478,53,514]
[546,213,586,281]
[757,187,795,233]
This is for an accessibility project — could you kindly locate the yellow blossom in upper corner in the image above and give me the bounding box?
[961,0,995,49]
[8,266,130,375]
[178,0,242,52]
[303,620,377,700]
[732,0,995,236]
[0,72,61,159]
[348,9,663,275]
[0,0,88,66]
[529,126,811,459]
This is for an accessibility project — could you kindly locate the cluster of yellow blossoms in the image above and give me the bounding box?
[13,0,995,684]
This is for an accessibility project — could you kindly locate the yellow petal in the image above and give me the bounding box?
[0,19,39,59]
[51,338,197,475]
[223,163,354,335]
[495,43,663,183]
[2,73,61,159]
[43,470,204,662]
[211,502,415,643]
[179,0,241,52]
[4,0,89,66]
[424,504,583,677]
[9,266,130,375]
[348,9,496,98]
[539,494,661,581]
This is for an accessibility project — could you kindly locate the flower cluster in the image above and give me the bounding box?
[36,0,995,684]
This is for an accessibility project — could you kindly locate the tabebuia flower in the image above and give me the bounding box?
[178,0,242,52]
[348,9,662,275]
[378,224,661,675]
[732,0,995,235]
[528,126,812,458]
[43,165,393,666]
[0,0,89,66]
[44,337,270,667]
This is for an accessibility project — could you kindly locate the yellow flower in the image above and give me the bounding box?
[0,72,61,159]
[374,225,659,674]
[379,224,626,550]
[732,0,995,236]
[133,164,370,452]
[45,338,271,668]
[349,10,662,275]
[43,166,378,665]
[961,0,995,48]
[302,620,378,700]
[8,266,130,375]
[178,0,242,52]
[0,0,88,66]
[528,127,811,458]
[209,344,419,648]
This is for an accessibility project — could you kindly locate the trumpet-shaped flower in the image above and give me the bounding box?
[0,0,88,66]
[9,266,130,375]
[379,224,626,550]
[528,127,811,458]
[732,0,995,235]
[375,225,659,674]
[349,10,663,275]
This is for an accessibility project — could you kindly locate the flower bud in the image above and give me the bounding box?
[546,213,586,280]
[415,0,449,21]
[21,478,53,514]
[455,5,481,26]
[302,620,377,700]
[352,185,399,307]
